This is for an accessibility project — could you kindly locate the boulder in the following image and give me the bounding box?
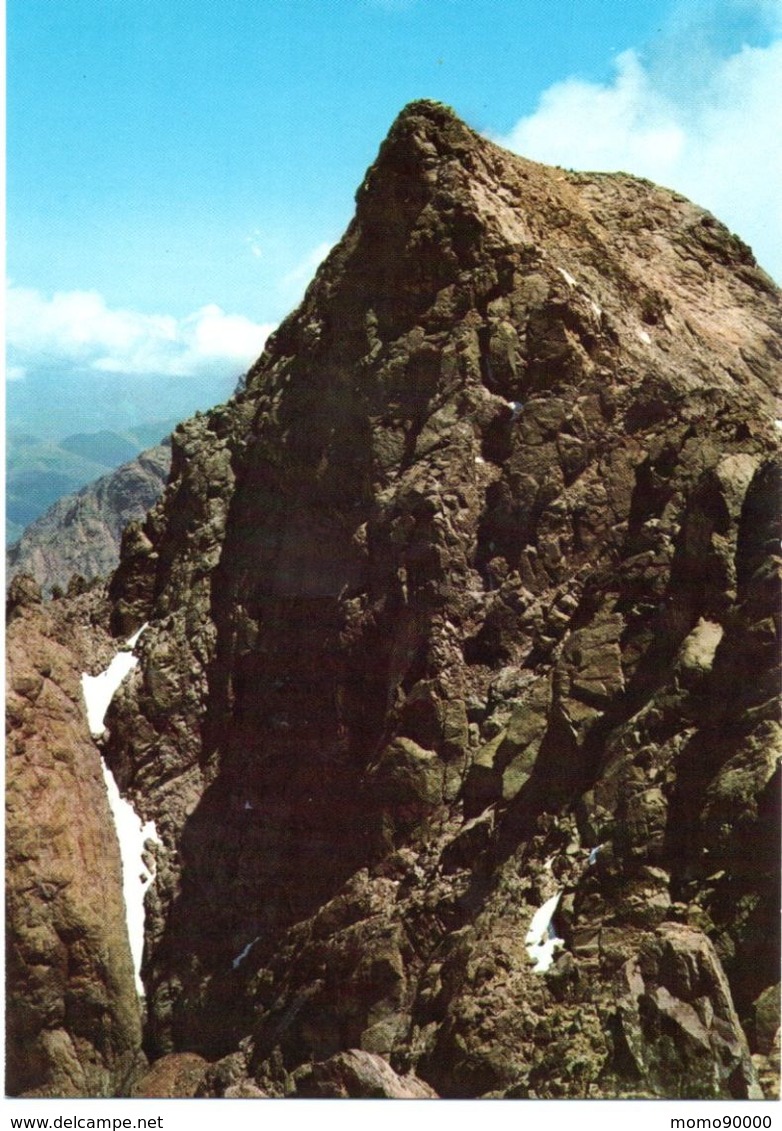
[291,1050,437,1098]
[615,924,762,1099]
[131,1053,208,1098]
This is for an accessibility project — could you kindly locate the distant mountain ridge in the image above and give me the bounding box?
[6,420,178,544]
[58,431,142,467]
[6,443,171,595]
[7,368,238,453]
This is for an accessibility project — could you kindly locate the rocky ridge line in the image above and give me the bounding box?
[7,100,781,1099]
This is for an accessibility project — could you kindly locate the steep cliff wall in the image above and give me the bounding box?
[6,581,145,1096]
[8,101,780,1099]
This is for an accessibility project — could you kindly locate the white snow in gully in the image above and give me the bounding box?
[81,625,159,995]
[525,891,565,973]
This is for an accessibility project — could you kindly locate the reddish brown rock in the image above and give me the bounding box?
[6,589,144,1096]
[131,1053,208,1098]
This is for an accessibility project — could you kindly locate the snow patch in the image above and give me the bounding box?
[774,419,782,432]
[637,329,652,345]
[232,936,261,970]
[81,624,148,736]
[588,845,603,866]
[125,624,146,649]
[100,759,160,994]
[590,300,602,319]
[81,624,156,995]
[557,267,577,287]
[475,455,486,465]
[525,891,565,973]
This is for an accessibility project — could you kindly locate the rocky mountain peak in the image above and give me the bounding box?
[7,103,780,1099]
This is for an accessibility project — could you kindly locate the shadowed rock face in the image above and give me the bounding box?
[7,101,781,1098]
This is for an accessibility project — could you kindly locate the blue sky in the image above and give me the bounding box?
[7,0,782,437]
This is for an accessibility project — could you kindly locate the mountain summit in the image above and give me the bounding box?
[7,101,781,1099]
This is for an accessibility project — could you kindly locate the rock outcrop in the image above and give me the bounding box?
[6,581,145,1096]
[289,1050,437,1098]
[7,444,170,598]
[7,101,780,1099]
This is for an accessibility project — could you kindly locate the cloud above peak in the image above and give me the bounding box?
[6,284,276,381]
[497,31,782,281]
[501,51,686,179]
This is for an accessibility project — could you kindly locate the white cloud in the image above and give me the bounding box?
[6,284,276,380]
[501,52,686,178]
[497,33,782,281]
[246,229,264,259]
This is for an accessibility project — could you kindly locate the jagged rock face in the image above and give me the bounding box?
[10,101,780,1098]
[6,444,170,598]
[6,582,145,1096]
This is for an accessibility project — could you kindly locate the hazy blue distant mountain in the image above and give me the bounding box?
[6,420,179,543]
[59,431,140,467]
[6,367,237,441]
[7,444,171,595]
